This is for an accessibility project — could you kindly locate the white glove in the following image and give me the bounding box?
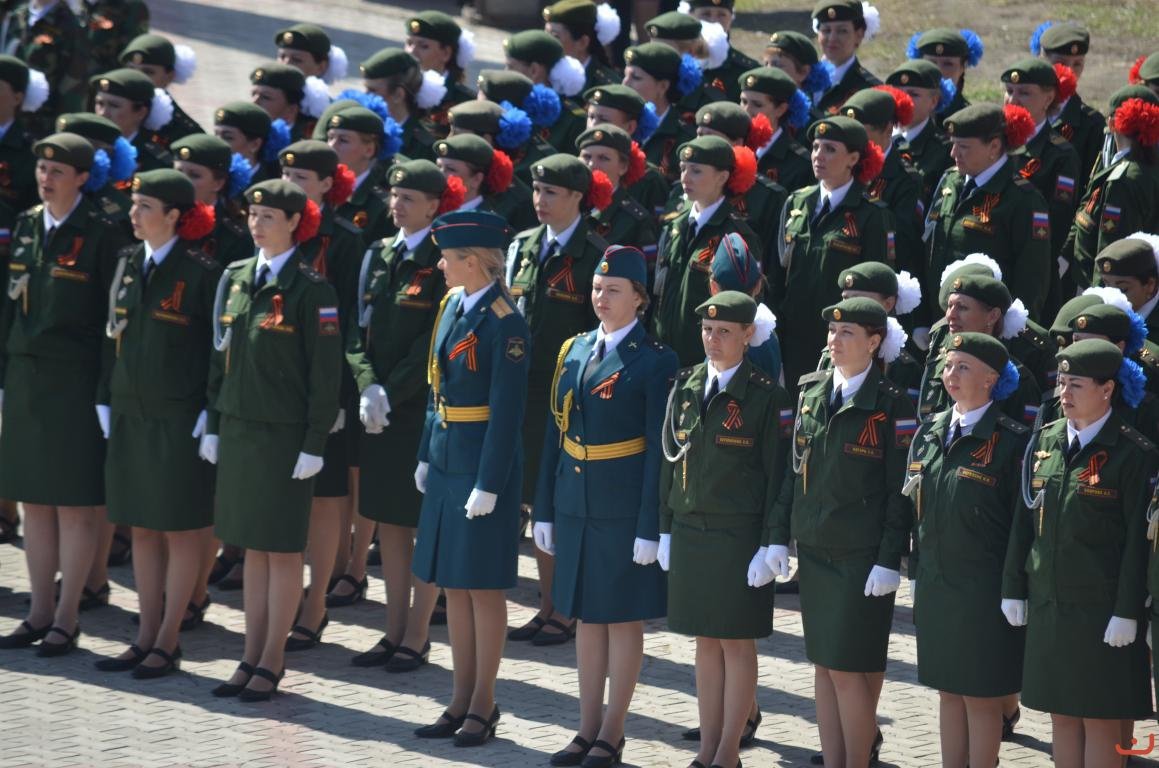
[191,409,207,438]
[912,326,931,351]
[863,565,901,597]
[632,537,659,565]
[747,546,775,588]
[464,488,497,519]
[414,461,428,493]
[359,384,390,433]
[291,452,324,480]
[1103,616,1137,648]
[1001,598,1027,627]
[199,434,219,464]
[763,544,791,579]
[657,533,671,572]
[533,522,555,555]
[96,404,111,439]
[330,408,346,433]
[1057,255,1070,277]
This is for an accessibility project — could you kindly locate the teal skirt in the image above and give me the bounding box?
[798,545,894,672]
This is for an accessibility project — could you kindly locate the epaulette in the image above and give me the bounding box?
[586,229,609,251]
[182,245,217,270]
[1019,323,1051,350]
[659,209,682,224]
[1136,343,1159,372]
[513,226,539,243]
[675,366,696,381]
[570,106,586,118]
[116,244,137,259]
[995,413,1030,435]
[895,349,916,366]
[729,48,760,69]
[490,295,514,318]
[1012,176,1035,191]
[297,260,325,282]
[1119,422,1156,452]
[621,196,648,222]
[644,335,666,352]
[748,366,774,388]
[1108,163,1129,181]
[334,216,361,235]
[412,125,436,146]
[19,204,42,220]
[226,257,250,271]
[789,141,810,158]
[797,370,828,387]
[221,215,246,238]
[878,379,903,399]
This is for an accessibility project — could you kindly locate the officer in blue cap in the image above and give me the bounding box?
[710,232,782,384]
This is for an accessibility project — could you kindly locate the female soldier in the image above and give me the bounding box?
[884,59,955,211]
[907,28,985,123]
[359,48,444,162]
[248,62,330,143]
[575,124,658,265]
[404,11,477,137]
[542,0,622,91]
[533,245,674,767]
[201,179,342,700]
[411,210,530,746]
[172,134,255,268]
[737,66,814,194]
[95,170,219,677]
[620,42,699,182]
[905,332,1028,768]
[213,101,291,185]
[345,159,462,672]
[770,297,914,768]
[0,133,126,654]
[1003,339,1155,767]
[810,0,881,117]
[501,31,587,153]
[710,232,782,384]
[659,290,791,768]
[273,23,347,85]
[764,30,831,100]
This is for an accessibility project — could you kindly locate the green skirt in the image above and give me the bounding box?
[358,400,424,527]
[0,355,105,506]
[798,545,894,672]
[105,404,214,531]
[668,513,773,639]
[214,414,313,553]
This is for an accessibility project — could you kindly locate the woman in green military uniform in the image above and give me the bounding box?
[575,124,658,265]
[660,291,791,768]
[273,23,347,85]
[580,84,670,216]
[1003,339,1156,763]
[905,332,1028,768]
[621,42,698,183]
[404,11,476,138]
[118,33,203,147]
[0,133,126,654]
[201,179,342,700]
[1,0,88,137]
[447,99,542,207]
[502,32,587,154]
[96,170,219,678]
[907,28,984,126]
[884,60,954,211]
[248,62,330,143]
[542,0,622,91]
[476,69,569,173]
[324,103,404,246]
[213,100,291,185]
[1094,236,1159,344]
[772,297,914,768]
[89,68,177,174]
[359,48,442,163]
[433,133,537,239]
[737,66,814,194]
[172,134,255,267]
[810,0,882,117]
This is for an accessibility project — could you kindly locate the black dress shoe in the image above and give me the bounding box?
[325,575,368,608]
[708,762,741,768]
[507,615,546,641]
[211,662,255,697]
[107,531,132,566]
[810,728,881,766]
[79,582,110,611]
[238,666,284,702]
[180,595,211,631]
[385,640,429,672]
[741,711,762,747]
[415,710,466,739]
[532,618,577,646]
[453,705,500,747]
[95,644,148,671]
[550,735,591,766]
[285,614,329,651]
[351,635,395,667]
[37,625,81,657]
[1001,708,1020,741]
[132,646,182,679]
[580,737,623,767]
[208,552,240,585]
[0,620,50,649]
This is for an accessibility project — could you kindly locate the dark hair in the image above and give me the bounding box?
[560,22,612,68]
[386,65,425,115]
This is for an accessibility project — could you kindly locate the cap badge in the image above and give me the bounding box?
[900,73,910,84]
[1059,359,1070,372]
[844,274,854,287]
[284,152,295,166]
[330,115,341,127]
[1011,71,1021,83]
[827,8,836,18]
[952,277,962,290]
[1070,43,1079,54]
[746,76,756,87]
[707,304,718,318]
[1076,316,1088,330]
[832,307,842,320]
[409,20,421,33]
[599,260,609,273]
[99,78,110,91]
[254,68,264,80]
[437,142,448,155]
[817,122,828,135]
[1101,260,1111,273]
[953,335,963,347]
[681,146,694,160]
[935,43,945,55]
[253,190,263,203]
[178,147,191,159]
[131,52,143,64]
[43,146,54,159]
[281,32,294,46]
[131,177,141,191]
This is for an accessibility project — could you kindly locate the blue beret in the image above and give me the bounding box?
[710,232,760,292]
[595,245,647,285]
[431,211,513,250]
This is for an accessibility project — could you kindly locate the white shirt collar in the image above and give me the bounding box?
[29,1,58,26]
[899,117,929,144]
[756,127,783,160]
[1067,407,1113,451]
[950,400,992,435]
[353,168,371,191]
[544,214,582,255]
[257,246,297,279]
[690,196,725,231]
[967,155,1009,189]
[705,358,743,398]
[1137,289,1159,325]
[832,360,872,403]
[1054,96,1072,117]
[826,56,857,86]
[458,195,484,212]
[1031,120,1048,141]
[1112,148,1132,165]
[144,236,179,267]
[393,224,431,254]
[43,194,83,231]
[595,318,637,356]
[459,282,493,314]
[817,177,854,214]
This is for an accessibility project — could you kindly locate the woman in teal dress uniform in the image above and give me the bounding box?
[411,211,531,747]
[533,245,676,767]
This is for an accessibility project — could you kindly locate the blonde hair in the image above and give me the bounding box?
[449,246,512,298]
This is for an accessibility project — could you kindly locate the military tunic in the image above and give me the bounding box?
[423,80,475,141]
[864,147,925,281]
[662,177,783,276]
[399,116,436,163]
[0,118,37,215]
[545,98,587,155]
[153,99,203,149]
[812,58,881,118]
[584,58,620,91]
[642,107,694,184]
[132,130,174,173]
[702,46,760,103]
[511,133,558,188]
[2,2,89,138]
[199,200,252,268]
[335,163,394,247]
[899,120,953,213]
[481,179,538,233]
[908,404,1028,696]
[659,357,790,638]
[105,240,219,530]
[1052,94,1106,193]
[916,332,1042,427]
[533,322,676,623]
[625,163,670,219]
[412,283,531,589]
[80,0,149,76]
[589,186,658,266]
[756,131,813,197]
[817,345,923,411]
[207,255,343,552]
[1003,413,1155,719]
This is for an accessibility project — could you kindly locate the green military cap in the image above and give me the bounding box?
[1000,58,1058,88]
[119,33,176,68]
[1095,237,1159,278]
[886,59,943,90]
[812,0,863,23]
[431,210,513,250]
[1055,338,1123,379]
[1050,295,1101,344]
[406,11,461,46]
[250,62,305,96]
[435,134,494,170]
[477,69,534,106]
[677,134,735,170]
[503,30,564,67]
[689,0,735,8]
[623,42,681,81]
[275,23,331,58]
[938,263,995,309]
[90,67,154,104]
[646,11,702,41]
[842,88,897,126]
[1109,84,1159,115]
[543,0,597,27]
[584,84,645,118]
[1039,23,1089,56]
[946,273,1012,310]
[838,262,898,296]
[1140,53,1159,85]
[0,55,28,92]
[359,48,416,80]
[766,30,819,67]
[449,100,504,135]
[130,168,195,209]
[171,133,232,172]
[1070,303,1132,345]
[807,115,868,152]
[55,112,121,146]
[576,123,633,157]
[696,101,751,143]
[327,105,383,136]
[388,159,447,195]
[214,100,272,139]
[312,98,361,140]
[596,245,648,285]
[245,178,307,212]
[697,290,757,323]
[821,296,886,326]
[914,29,969,59]
[279,139,339,177]
[34,132,95,171]
[530,153,592,192]
[943,103,1004,140]
[946,331,1009,373]
[738,66,798,102]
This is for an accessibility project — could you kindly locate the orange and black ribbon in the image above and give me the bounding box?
[857,412,887,447]
[546,256,576,293]
[723,400,744,430]
[970,432,998,466]
[1019,158,1042,179]
[160,280,185,312]
[590,371,620,400]
[867,178,887,201]
[1077,450,1108,486]
[406,268,433,296]
[1084,187,1102,214]
[971,193,999,224]
[259,294,284,328]
[56,236,83,267]
[842,212,859,238]
[312,236,330,278]
[449,332,479,371]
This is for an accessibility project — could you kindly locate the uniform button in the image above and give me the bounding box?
[575,435,581,443]
[574,466,581,474]
[441,422,448,430]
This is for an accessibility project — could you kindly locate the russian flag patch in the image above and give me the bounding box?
[895,417,917,447]
[779,407,794,435]
[1023,404,1039,424]
[1031,211,1050,240]
[1055,175,1074,199]
[318,306,339,335]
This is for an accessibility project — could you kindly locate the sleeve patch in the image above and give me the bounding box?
[895,417,917,447]
[1031,212,1050,240]
[505,337,527,363]
[318,306,340,335]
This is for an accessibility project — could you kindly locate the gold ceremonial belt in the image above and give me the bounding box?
[562,435,646,461]
[439,404,491,422]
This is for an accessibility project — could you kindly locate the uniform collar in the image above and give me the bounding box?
[817,177,854,214]
[1138,290,1159,325]
[459,281,494,314]
[544,214,582,254]
[756,127,783,160]
[595,318,638,357]
[257,246,296,279]
[393,224,431,254]
[966,154,1008,190]
[29,1,58,26]
[1067,407,1113,450]
[706,357,743,398]
[690,196,725,230]
[43,194,83,231]
[949,400,992,435]
[145,236,180,267]
[899,117,930,144]
[457,195,484,212]
[832,360,871,403]
[826,56,857,88]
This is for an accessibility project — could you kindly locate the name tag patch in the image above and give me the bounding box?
[956,467,996,486]
[715,435,754,448]
[843,443,883,460]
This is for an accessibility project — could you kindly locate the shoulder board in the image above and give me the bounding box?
[1018,324,1050,349]
[514,226,540,243]
[797,370,828,387]
[586,229,609,251]
[334,216,361,235]
[19,204,42,220]
[117,244,138,259]
[1119,422,1156,453]
[878,379,903,399]
[644,336,667,352]
[490,296,514,318]
[226,258,250,271]
[412,127,436,146]
[659,209,682,223]
[297,260,325,282]
[995,414,1030,435]
[621,196,648,221]
[221,216,246,237]
[895,349,916,365]
[182,245,217,270]
[1011,176,1035,191]
[1108,163,1129,181]
[675,366,696,381]
[788,141,810,158]
[748,367,774,389]
[1137,344,1159,370]
[570,106,586,117]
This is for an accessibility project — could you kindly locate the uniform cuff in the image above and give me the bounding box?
[302,429,328,456]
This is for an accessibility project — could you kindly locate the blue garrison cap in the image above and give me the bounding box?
[595,245,647,285]
[711,232,761,293]
[430,210,513,250]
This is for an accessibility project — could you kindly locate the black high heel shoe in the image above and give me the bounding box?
[238,667,284,702]
[132,646,182,679]
[211,662,255,697]
[414,710,466,739]
[453,705,500,747]
[285,614,328,651]
[325,575,368,607]
[95,644,148,671]
[351,635,395,667]
[580,737,624,767]
[384,640,429,672]
[550,735,591,766]
[0,620,50,649]
[36,625,80,657]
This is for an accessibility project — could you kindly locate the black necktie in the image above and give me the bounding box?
[45,225,56,244]
[595,338,606,362]
[962,178,977,199]
[831,385,843,411]
[1066,436,1082,464]
[703,376,719,415]
[393,240,407,260]
[541,238,559,265]
[583,339,606,386]
[948,420,962,448]
[812,197,830,226]
[454,299,465,320]
[253,264,270,293]
[140,257,154,284]
[687,218,699,242]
